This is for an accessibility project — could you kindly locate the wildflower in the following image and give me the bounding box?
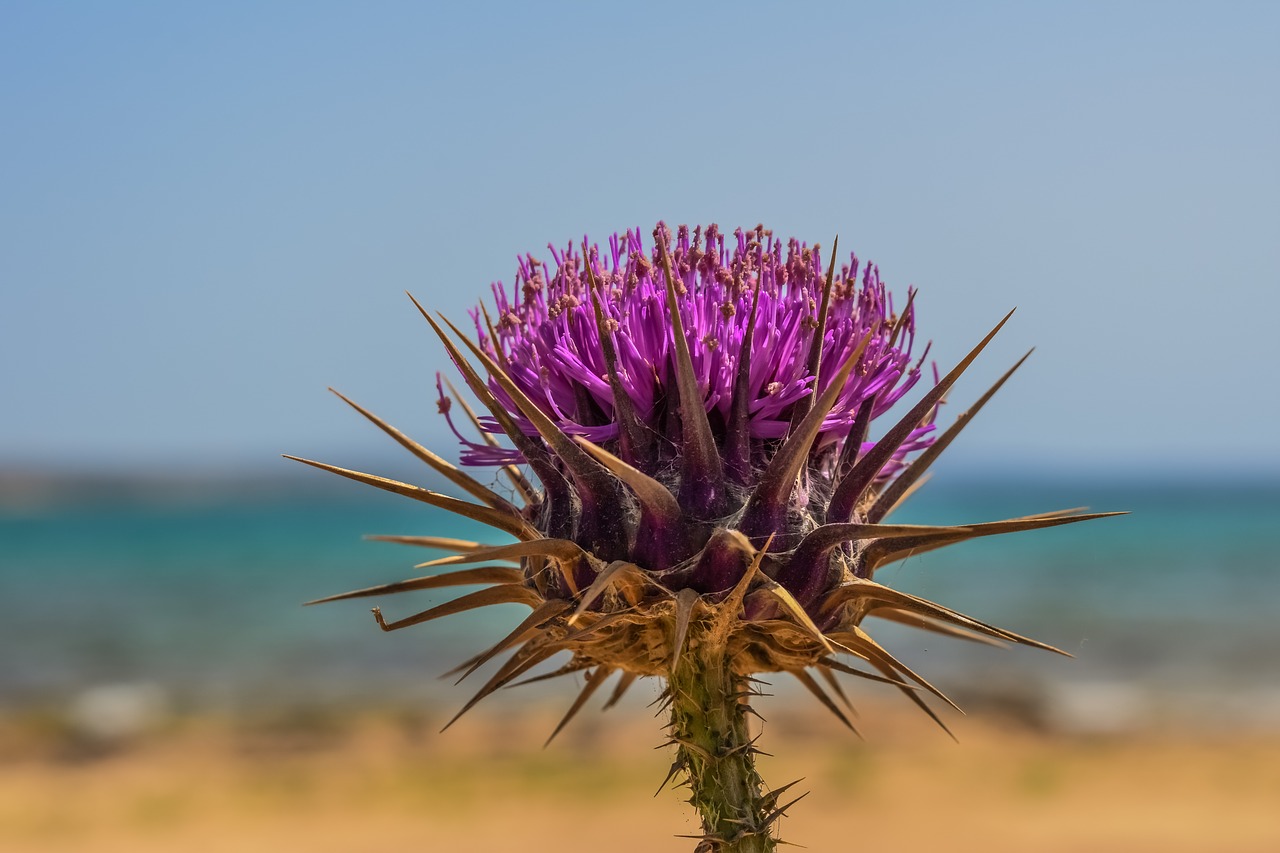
[290,223,1118,852]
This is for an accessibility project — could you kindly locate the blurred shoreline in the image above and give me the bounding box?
[3,469,1279,730]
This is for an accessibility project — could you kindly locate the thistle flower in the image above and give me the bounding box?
[290,223,1119,852]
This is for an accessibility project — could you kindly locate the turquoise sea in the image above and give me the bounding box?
[3,471,1279,728]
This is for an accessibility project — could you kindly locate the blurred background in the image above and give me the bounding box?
[2,2,1278,851]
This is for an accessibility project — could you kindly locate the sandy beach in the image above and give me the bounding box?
[3,695,1278,853]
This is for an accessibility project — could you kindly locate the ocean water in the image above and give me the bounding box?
[3,473,1279,726]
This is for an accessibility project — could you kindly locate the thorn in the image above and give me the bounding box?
[327,387,520,515]
[725,282,762,483]
[829,309,1016,522]
[602,671,638,711]
[835,394,875,479]
[788,235,839,431]
[762,778,805,809]
[741,336,869,539]
[760,579,834,654]
[863,512,1127,583]
[791,669,860,737]
[283,455,536,539]
[369,584,539,632]
[305,565,523,606]
[364,534,491,552]
[447,599,570,683]
[545,667,612,746]
[817,665,856,713]
[828,578,1065,654]
[671,737,714,761]
[438,315,627,535]
[440,375,536,503]
[575,436,686,569]
[567,560,639,625]
[670,588,701,671]
[415,538,588,570]
[412,296,563,498]
[719,732,765,758]
[711,533,774,644]
[440,639,564,731]
[654,758,686,797]
[583,245,652,466]
[762,791,810,827]
[654,230,724,514]
[869,349,1034,522]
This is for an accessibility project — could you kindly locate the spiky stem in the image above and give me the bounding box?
[669,637,776,853]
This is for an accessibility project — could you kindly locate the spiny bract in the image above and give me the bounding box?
[291,222,1117,845]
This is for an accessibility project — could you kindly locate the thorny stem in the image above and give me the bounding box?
[668,637,776,853]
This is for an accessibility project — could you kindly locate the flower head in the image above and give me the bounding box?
[452,223,930,478]
[291,222,1119,849]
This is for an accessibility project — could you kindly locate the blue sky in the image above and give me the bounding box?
[2,2,1277,475]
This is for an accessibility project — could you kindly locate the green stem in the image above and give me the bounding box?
[668,640,776,853]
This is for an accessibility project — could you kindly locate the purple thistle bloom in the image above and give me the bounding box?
[292,221,1120,852]
[447,223,934,486]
